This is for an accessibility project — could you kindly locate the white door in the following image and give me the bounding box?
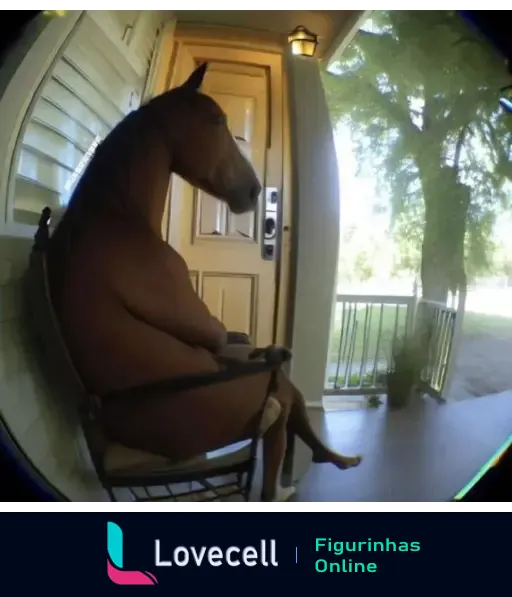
[167,42,283,348]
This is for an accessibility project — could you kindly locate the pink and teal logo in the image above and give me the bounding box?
[107,522,158,585]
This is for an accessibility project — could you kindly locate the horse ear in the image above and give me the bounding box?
[182,62,208,92]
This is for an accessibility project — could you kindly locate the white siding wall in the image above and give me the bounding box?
[0,10,167,500]
[0,238,105,500]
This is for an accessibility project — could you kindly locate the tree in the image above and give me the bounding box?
[323,10,512,303]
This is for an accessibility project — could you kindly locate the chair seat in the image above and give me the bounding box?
[104,442,252,478]
[104,396,282,478]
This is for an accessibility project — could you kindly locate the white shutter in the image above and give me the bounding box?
[11,12,160,226]
[129,11,164,74]
[110,10,139,39]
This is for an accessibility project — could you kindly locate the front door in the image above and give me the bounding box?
[166,41,283,347]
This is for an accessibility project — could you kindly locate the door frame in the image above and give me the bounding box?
[156,26,293,348]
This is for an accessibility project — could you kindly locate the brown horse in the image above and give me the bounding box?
[47,62,361,501]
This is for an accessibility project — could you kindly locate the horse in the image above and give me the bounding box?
[47,62,361,501]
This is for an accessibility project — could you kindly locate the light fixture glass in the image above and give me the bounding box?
[288,26,319,58]
[43,10,67,17]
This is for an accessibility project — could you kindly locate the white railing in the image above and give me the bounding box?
[325,294,416,395]
[325,292,464,400]
[415,295,463,399]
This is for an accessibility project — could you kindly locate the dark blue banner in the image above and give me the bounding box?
[0,512,509,591]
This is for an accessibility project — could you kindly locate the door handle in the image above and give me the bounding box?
[262,187,279,261]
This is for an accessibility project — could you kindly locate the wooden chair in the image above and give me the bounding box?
[24,208,291,501]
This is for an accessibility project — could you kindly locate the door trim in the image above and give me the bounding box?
[174,24,286,55]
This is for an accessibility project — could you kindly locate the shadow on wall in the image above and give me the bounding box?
[0,235,106,500]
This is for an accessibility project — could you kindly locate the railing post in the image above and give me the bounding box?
[325,290,461,402]
[405,295,418,340]
[325,293,417,397]
[442,288,466,399]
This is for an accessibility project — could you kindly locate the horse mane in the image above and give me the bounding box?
[53,108,147,225]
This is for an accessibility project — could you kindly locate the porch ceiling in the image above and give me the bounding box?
[173,10,364,62]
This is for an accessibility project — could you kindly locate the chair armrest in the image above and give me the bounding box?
[226,331,252,345]
[104,346,292,402]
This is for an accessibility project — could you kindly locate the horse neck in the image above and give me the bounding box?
[114,111,171,236]
[74,110,171,237]
[48,107,172,311]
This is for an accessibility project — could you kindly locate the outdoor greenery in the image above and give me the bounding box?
[328,304,408,362]
[323,10,512,302]
[327,370,380,388]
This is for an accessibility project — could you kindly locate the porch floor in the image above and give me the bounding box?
[292,390,511,501]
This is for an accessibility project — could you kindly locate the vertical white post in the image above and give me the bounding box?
[286,54,340,409]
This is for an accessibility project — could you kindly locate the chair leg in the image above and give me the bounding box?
[199,478,220,499]
[165,485,176,500]
[129,487,139,501]
[281,427,295,486]
[106,487,117,502]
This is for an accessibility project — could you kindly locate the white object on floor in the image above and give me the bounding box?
[273,485,297,502]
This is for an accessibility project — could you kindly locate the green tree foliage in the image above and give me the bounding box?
[323,10,511,302]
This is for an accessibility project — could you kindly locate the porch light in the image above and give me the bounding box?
[288,26,318,58]
[43,10,67,17]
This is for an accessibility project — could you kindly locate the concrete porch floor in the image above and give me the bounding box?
[103,390,511,502]
[289,390,512,501]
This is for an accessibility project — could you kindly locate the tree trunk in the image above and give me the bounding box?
[415,161,471,382]
[420,195,451,303]
[420,254,450,303]
[419,167,470,304]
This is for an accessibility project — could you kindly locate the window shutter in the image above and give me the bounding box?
[11,12,160,226]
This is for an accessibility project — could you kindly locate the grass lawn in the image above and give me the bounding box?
[327,304,407,387]
[463,311,512,339]
[328,304,408,363]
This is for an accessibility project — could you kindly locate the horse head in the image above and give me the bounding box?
[154,62,262,215]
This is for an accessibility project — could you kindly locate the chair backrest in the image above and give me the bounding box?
[24,208,107,480]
